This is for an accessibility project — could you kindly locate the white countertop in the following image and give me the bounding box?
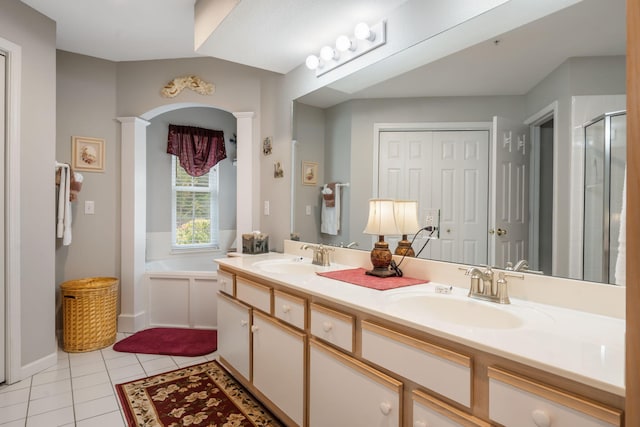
[216,253,625,397]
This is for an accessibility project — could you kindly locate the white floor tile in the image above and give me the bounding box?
[100,347,128,361]
[141,357,178,374]
[0,387,30,408]
[1,418,27,427]
[172,355,207,367]
[70,360,107,378]
[68,351,104,367]
[26,405,74,427]
[76,410,126,427]
[71,371,111,390]
[29,379,72,401]
[72,381,115,404]
[104,354,138,370]
[107,364,146,382]
[74,394,119,421]
[31,368,70,387]
[0,377,31,394]
[26,391,72,416]
[0,402,28,424]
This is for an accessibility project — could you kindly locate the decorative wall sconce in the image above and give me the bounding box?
[393,200,421,257]
[305,20,386,77]
[363,198,399,277]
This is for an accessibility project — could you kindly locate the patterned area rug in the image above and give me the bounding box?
[116,360,283,426]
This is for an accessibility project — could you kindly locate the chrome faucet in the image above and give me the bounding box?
[506,259,529,271]
[461,265,523,304]
[345,241,359,249]
[301,244,333,266]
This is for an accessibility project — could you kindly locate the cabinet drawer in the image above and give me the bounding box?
[309,339,401,427]
[413,390,490,427]
[217,269,235,295]
[235,277,272,313]
[361,321,472,408]
[488,367,622,427]
[274,290,306,330]
[310,303,354,352]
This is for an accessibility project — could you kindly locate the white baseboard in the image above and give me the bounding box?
[118,311,147,333]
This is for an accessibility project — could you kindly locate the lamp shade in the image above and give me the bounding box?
[363,199,399,236]
[393,200,421,235]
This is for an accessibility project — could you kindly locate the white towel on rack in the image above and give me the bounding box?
[614,166,626,285]
[321,183,340,235]
[56,164,73,245]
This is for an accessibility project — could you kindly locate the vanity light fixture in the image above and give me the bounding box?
[305,20,386,76]
[393,200,421,257]
[363,198,399,278]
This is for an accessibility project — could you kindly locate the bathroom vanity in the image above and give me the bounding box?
[215,244,625,427]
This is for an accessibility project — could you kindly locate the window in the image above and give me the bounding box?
[171,156,219,249]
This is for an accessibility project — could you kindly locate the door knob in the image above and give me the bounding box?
[496,228,507,236]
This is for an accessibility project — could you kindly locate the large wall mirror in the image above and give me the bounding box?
[291,0,626,285]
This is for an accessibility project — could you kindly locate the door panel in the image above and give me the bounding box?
[491,117,530,268]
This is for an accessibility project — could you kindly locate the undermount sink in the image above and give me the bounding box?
[252,259,325,275]
[386,293,524,329]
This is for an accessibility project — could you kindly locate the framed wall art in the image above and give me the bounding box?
[72,136,105,172]
[302,161,318,186]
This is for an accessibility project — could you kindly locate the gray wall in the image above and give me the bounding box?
[1,1,57,369]
[146,107,237,233]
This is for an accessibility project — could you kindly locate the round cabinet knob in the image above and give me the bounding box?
[282,304,291,313]
[322,321,333,332]
[379,402,392,416]
[531,409,551,427]
[414,421,428,427]
[496,228,508,236]
[251,325,259,333]
[240,320,248,327]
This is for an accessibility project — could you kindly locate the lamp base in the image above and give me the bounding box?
[394,237,415,257]
[366,267,398,278]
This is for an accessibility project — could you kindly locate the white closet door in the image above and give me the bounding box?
[379,130,489,265]
[0,52,5,384]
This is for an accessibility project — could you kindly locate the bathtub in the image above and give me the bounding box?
[145,253,225,330]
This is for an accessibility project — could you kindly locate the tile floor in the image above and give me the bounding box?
[0,332,218,426]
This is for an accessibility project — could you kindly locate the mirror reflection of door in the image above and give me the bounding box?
[378,129,489,265]
[490,117,530,270]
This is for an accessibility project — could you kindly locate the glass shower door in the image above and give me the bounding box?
[583,112,626,284]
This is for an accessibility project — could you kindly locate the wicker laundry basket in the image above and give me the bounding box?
[61,277,119,352]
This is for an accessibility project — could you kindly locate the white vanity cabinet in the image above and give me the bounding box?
[309,302,354,352]
[252,311,306,426]
[488,367,622,427]
[309,339,402,427]
[236,276,272,313]
[216,292,251,380]
[274,289,306,330]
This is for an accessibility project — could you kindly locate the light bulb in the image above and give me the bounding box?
[320,45,337,61]
[305,54,320,70]
[336,35,355,52]
[354,22,375,41]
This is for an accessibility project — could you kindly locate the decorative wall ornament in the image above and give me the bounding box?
[274,161,284,178]
[72,136,105,172]
[161,75,215,98]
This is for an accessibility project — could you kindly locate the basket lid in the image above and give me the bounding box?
[60,277,118,290]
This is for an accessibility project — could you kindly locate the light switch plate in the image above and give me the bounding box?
[84,200,95,215]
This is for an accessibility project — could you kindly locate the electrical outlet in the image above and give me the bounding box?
[424,208,440,239]
[264,200,270,215]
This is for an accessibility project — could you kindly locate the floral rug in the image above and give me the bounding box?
[116,360,283,426]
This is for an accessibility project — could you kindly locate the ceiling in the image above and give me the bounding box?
[20,0,625,104]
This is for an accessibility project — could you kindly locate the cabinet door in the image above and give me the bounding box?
[309,339,402,427]
[216,292,251,380]
[252,311,306,426]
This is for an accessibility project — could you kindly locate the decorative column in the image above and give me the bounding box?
[117,116,150,332]
[233,112,257,252]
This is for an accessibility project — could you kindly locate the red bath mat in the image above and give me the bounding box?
[113,327,217,357]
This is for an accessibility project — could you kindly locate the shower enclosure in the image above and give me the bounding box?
[583,111,626,285]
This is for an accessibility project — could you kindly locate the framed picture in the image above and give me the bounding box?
[72,136,105,172]
[302,161,318,186]
[262,136,272,156]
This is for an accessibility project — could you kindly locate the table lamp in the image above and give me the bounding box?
[363,199,399,277]
[393,200,421,257]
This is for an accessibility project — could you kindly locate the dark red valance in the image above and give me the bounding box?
[167,125,227,177]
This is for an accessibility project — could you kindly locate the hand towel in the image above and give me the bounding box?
[321,183,340,235]
[322,182,336,207]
